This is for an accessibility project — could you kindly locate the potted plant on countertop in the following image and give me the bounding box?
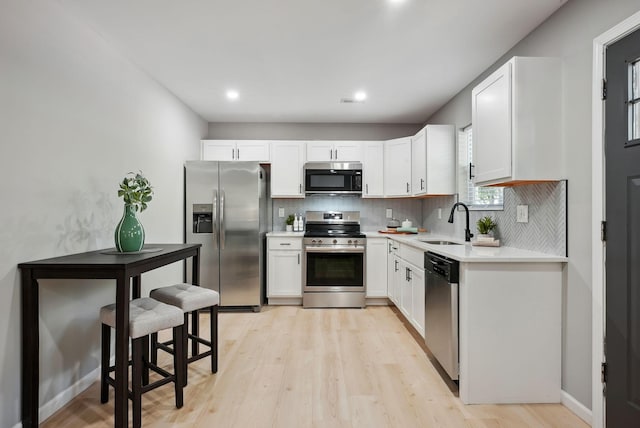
[476,215,497,238]
[285,214,295,232]
[115,171,153,252]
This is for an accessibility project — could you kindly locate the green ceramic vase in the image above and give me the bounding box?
[114,204,145,252]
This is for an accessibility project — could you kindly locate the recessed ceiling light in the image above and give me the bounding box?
[226,90,239,100]
[354,91,367,102]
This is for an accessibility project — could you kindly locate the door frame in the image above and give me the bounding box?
[592,10,640,428]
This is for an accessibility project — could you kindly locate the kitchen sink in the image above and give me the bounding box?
[419,240,462,245]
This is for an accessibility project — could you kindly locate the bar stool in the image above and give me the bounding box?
[150,283,219,385]
[100,297,185,428]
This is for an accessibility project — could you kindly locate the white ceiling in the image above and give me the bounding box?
[60,0,567,124]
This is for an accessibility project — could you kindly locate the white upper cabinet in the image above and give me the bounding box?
[270,141,306,198]
[384,136,412,197]
[411,125,455,196]
[362,141,384,198]
[306,141,362,162]
[471,56,562,186]
[201,140,270,162]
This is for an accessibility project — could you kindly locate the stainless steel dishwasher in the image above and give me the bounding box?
[424,251,460,380]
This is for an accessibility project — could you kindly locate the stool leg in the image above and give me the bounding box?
[100,323,110,404]
[183,313,189,387]
[150,332,158,365]
[141,335,150,386]
[173,326,184,408]
[211,305,218,374]
[191,310,199,357]
[132,337,143,428]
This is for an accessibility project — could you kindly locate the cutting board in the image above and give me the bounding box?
[378,228,426,234]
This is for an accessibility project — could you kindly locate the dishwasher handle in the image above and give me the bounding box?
[425,252,459,283]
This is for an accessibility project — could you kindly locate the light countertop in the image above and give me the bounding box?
[267,231,305,237]
[364,231,567,263]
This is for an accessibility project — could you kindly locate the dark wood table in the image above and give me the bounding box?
[19,243,201,427]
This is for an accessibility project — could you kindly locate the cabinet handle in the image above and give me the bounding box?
[298,254,300,265]
[366,184,369,194]
[335,149,338,159]
[299,183,302,194]
[330,149,333,160]
[421,178,424,190]
[394,260,399,272]
[406,182,410,193]
[408,268,412,281]
[469,162,475,180]
[237,148,240,159]
[232,148,235,160]
[279,243,291,246]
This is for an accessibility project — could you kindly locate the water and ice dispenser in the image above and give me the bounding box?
[192,203,213,233]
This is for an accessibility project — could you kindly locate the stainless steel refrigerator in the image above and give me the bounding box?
[184,161,266,310]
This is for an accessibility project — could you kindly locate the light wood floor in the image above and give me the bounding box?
[42,306,589,427]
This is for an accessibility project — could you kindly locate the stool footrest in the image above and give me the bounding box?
[188,350,212,364]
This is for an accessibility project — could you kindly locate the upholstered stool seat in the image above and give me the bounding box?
[100,297,185,428]
[150,283,219,384]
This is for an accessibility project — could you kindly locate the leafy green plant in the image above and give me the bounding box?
[117,171,153,212]
[476,215,497,234]
[286,214,295,226]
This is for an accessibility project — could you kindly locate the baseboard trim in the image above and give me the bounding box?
[561,390,592,426]
[38,366,102,424]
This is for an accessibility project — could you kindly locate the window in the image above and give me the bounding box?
[629,59,640,142]
[457,126,503,209]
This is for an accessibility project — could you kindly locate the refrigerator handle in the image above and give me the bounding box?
[213,189,219,249]
[220,189,226,250]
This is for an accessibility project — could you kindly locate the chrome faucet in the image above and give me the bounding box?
[448,202,473,242]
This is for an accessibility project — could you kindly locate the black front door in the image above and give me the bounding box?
[605,26,640,427]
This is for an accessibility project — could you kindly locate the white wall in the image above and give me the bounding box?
[0,1,207,426]
[426,0,640,409]
[208,122,421,140]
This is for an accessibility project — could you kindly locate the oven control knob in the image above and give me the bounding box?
[318,240,323,244]
[353,240,358,245]
[348,240,352,244]
[333,239,337,244]
[311,240,317,244]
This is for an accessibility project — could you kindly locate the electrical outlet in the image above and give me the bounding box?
[278,207,285,218]
[386,208,393,218]
[517,205,529,223]
[438,208,442,219]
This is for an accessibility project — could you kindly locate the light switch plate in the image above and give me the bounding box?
[278,207,285,218]
[386,208,393,218]
[516,205,529,223]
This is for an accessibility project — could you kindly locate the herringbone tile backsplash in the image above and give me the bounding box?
[270,181,567,256]
[422,181,567,256]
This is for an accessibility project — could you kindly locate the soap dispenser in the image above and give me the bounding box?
[293,213,300,232]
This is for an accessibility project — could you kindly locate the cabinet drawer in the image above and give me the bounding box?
[401,244,424,268]
[268,237,302,250]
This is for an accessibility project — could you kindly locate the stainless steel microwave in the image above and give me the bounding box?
[304,162,362,195]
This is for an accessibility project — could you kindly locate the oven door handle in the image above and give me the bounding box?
[304,246,365,254]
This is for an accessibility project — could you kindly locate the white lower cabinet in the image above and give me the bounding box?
[387,240,400,305]
[267,236,302,299]
[387,239,426,338]
[366,237,388,298]
[410,266,425,337]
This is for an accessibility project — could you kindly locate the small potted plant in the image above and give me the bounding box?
[115,171,153,252]
[476,215,497,238]
[285,214,295,232]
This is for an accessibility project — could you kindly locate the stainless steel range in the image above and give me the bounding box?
[303,211,366,308]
